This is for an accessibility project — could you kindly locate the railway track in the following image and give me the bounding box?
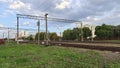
[50,42,120,52]
[57,41,120,44]
[19,41,120,52]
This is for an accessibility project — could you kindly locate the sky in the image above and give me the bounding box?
[0,0,120,38]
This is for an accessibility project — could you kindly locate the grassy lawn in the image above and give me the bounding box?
[0,43,120,68]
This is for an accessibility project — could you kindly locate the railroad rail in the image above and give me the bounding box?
[50,42,120,52]
[19,41,120,52]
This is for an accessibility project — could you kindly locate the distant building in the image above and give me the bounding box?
[19,30,29,38]
[83,24,96,41]
[15,30,29,41]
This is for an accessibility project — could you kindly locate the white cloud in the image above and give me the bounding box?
[0,12,7,18]
[5,10,14,14]
[117,14,120,17]
[32,10,44,16]
[93,18,100,21]
[86,16,91,20]
[0,9,17,18]
[82,21,90,25]
[86,16,100,22]
[0,24,4,27]
[22,22,30,26]
[9,0,31,10]
[1,0,120,27]
[0,0,13,2]
[56,0,71,9]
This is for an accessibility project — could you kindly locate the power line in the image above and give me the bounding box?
[0,26,44,31]
[16,14,83,45]
[17,14,81,23]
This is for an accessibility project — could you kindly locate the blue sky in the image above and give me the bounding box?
[0,0,120,38]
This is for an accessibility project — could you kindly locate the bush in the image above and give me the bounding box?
[0,39,5,45]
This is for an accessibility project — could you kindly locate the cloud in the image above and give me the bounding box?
[0,12,8,18]
[0,24,4,27]
[0,0,13,2]
[9,0,31,10]
[0,24,5,33]
[25,0,120,25]
[56,0,71,9]
[1,0,120,26]
[86,16,100,22]
[22,22,30,26]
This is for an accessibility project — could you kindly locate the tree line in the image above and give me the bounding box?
[24,24,120,41]
[95,24,120,40]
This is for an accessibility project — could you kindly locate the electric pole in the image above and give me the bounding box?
[37,19,40,45]
[81,22,84,42]
[8,28,10,43]
[3,32,4,39]
[75,23,79,41]
[57,26,62,41]
[91,26,94,42]
[17,17,19,44]
[45,13,48,45]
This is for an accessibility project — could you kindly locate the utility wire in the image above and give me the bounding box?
[17,14,81,23]
[0,27,43,31]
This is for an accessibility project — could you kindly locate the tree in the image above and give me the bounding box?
[62,27,92,41]
[35,32,58,41]
[82,27,91,39]
[26,35,34,40]
[63,29,75,40]
[113,25,120,40]
[73,28,81,40]
[35,32,45,41]
[95,24,113,40]
[49,32,58,41]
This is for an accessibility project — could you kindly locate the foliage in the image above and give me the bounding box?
[63,29,75,40]
[113,25,120,39]
[83,27,92,38]
[35,32,45,41]
[35,32,58,41]
[26,35,34,40]
[72,28,81,40]
[49,32,58,41]
[95,24,120,40]
[63,27,91,40]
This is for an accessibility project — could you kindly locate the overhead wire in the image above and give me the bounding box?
[17,14,81,23]
[17,14,82,33]
[0,26,39,31]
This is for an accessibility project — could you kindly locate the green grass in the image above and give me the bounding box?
[0,43,120,68]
